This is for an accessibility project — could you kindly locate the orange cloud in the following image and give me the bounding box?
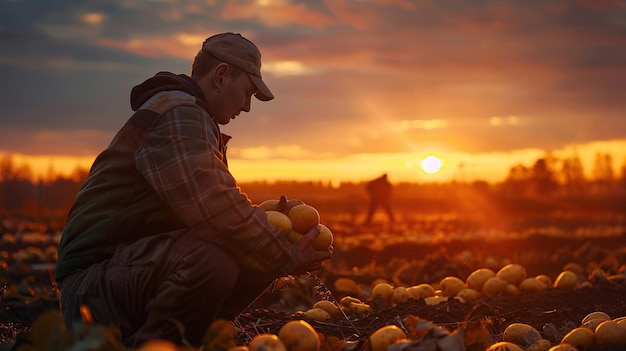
[221,0,336,28]
[323,0,381,29]
[95,35,201,59]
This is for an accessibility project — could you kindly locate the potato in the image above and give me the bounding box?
[312,300,341,317]
[266,211,292,236]
[594,320,626,346]
[391,286,410,304]
[482,277,508,296]
[228,346,249,351]
[505,283,520,295]
[497,263,527,285]
[535,274,553,287]
[424,296,448,306]
[406,284,435,299]
[137,339,179,351]
[581,318,605,331]
[282,199,305,214]
[502,323,541,347]
[466,268,496,291]
[527,339,551,351]
[368,325,407,351]
[371,282,394,302]
[339,295,362,308]
[548,344,578,351]
[312,224,333,250]
[248,334,287,351]
[287,204,320,233]
[440,276,466,297]
[349,302,372,315]
[303,308,331,321]
[456,288,481,303]
[485,341,525,351]
[553,270,578,289]
[581,311,611,325]
[277,320,320,351]
[286,230,303,243]
[560,327,594,349]
[519,278,548,293]
[562,262,585,276]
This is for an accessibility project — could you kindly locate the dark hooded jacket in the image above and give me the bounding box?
[55,72,298,281]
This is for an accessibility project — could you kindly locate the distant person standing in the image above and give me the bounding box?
[364,173,395,224]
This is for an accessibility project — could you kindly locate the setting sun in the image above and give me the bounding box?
[421,156,442,175]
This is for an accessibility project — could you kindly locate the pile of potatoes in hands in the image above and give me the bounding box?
[258,195,333,251]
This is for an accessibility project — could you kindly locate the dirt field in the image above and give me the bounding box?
[1,197,626,350]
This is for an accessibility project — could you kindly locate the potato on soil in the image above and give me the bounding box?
[593,320,626,346]
[581,318,605,331]
[485,341,525,351]
[562,262,585,276]
[248,334,287,351]
[277,320,321,351]
[581,311,611,325]
[553,270,578,289]
[228,346,250,351]
[519,278,548,293]
[502,323,541,347]
[535,274,553,287]
[406,283,435,299]
[482,277,508,296]
[456,288,481,302]
[505,283,520,295]
[368,325,407,351]
[497,263,527,285]
[287,204,320,233]
[548,345,578,351]
[349,302,372,314]
[303,308,331,321]
[137,339,179,351]
[424,296,451,306]
[527,339,551,351]
[466,268,496,291]
[560,327,594,350]
[312,300,341,317]
[339,295,362,308]
[371,282,394,302]
[439,276,466,297]
[391,286,411,304]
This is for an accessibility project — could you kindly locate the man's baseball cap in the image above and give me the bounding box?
[202,32,274,101]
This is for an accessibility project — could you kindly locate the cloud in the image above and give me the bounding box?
[221,0,336,28]
[1,0,626,163]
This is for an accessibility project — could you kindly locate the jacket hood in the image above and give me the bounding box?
[130,72,208,111]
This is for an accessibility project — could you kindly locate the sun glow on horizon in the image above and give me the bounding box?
[420,156,443,174]
[2,139,626,184]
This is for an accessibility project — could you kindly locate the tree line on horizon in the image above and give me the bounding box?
[0,152,625,216]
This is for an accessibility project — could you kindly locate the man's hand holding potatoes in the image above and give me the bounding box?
[260,196,334,274]
[293,225,333,274]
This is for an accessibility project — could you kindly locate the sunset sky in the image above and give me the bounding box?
[1,0,625,184]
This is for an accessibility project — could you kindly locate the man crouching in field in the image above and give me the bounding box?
[54,32,332,348]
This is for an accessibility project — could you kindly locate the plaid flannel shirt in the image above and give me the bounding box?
[134,91,299,274]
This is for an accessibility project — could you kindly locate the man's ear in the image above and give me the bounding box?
[213,63,230,89]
